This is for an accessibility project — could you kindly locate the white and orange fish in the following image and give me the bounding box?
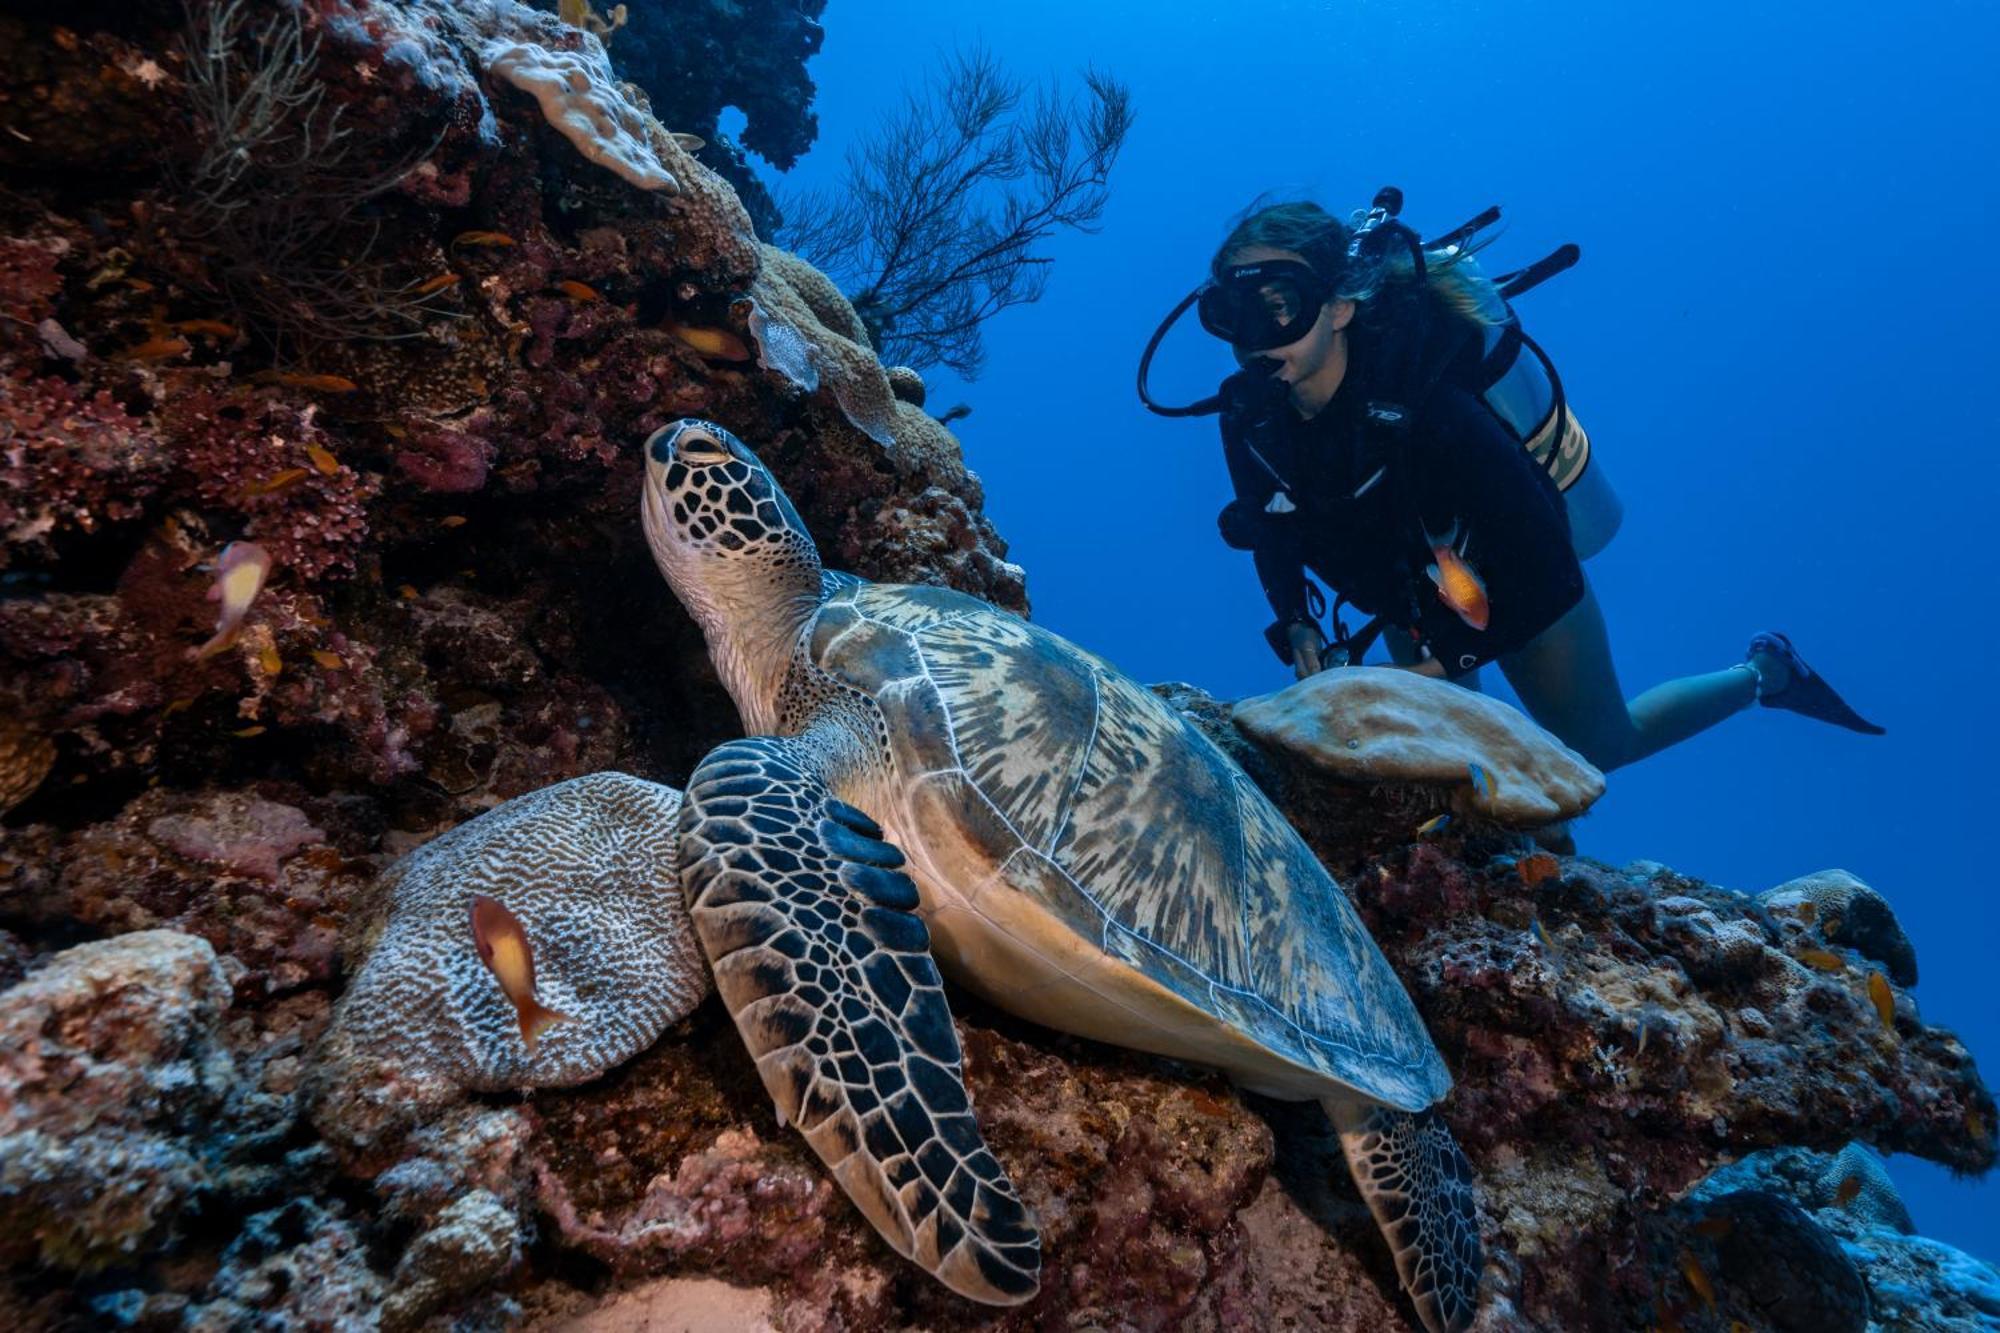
[190,541,272,661]
[1426,525,1490,631]
[469,894,572,1051]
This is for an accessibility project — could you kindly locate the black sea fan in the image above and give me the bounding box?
[778,46,1133,378]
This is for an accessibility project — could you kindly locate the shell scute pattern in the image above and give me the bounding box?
[327,772,707,1091]
[815,584,1448,1109]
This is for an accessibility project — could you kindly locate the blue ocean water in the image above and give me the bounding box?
[754,0,1999,1259]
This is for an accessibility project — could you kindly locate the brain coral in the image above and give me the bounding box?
[312,773,708,1149]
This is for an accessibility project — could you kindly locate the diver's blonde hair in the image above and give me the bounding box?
[1213,198,1509,327]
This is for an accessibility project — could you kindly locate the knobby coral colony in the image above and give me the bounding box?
[0,2,1991,1331]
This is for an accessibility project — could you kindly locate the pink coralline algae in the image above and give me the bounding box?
[161,391,380,581]
[0,373,167,567]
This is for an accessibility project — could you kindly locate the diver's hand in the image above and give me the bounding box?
[1288,622,1326,680]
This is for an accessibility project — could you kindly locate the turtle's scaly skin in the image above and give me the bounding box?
[811,581,1450,1111]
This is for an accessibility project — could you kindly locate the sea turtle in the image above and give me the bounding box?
[641,418,1483,1331]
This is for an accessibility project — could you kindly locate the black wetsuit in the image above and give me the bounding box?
[1218,310,1585,675]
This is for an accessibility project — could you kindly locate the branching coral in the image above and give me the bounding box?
[160,390,379,581]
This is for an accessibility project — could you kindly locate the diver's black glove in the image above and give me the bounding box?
[1217,499,1263,551]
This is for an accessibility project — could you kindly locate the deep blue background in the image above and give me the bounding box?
[738,0,1999,1260]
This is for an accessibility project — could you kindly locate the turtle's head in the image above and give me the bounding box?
[640,419,822,726]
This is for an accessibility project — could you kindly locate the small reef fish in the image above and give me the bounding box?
[310,650,344,670]
[254,371,360,393]
[451,229,516,249]
[1795,900,1818,924]
[1866,971,1895,1034]
[1833,1174,1863,1207]
[1519,852,1560,887]
[1467,761,1499,805]
[1797,947,1845,973]
[1416,813,1452,838]
[664,320,753,361]
[243,467,310,497]
[1679,1249,1716,1312]
[469,894,572,1050]
[190,541,271,661]
[1425,526,1490,631]
[172,319,239,339]
[123,335,190,361]
[439,515,468,529]
[231,725,267,738]
[1529,915,1558,955]
[256,643,282,676]
[305,443,340,476]
[412,272,462,296]
[671,132,705,152]
[557,280,602,302]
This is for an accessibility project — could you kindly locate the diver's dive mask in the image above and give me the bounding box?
[1195,259,1334,352]
[1136,258,1333,416]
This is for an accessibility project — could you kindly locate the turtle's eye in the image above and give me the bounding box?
[648,420,734,467]
[674,426,732,465]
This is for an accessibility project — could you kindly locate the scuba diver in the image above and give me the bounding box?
[1137,191,1882,771]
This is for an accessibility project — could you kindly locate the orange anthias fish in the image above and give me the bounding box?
[1833,1174,1863,1206]
[1798,947,1846,973]
[1867,971,1896,1034]
[124,335,191,362]
[1426,527,1490,631]
[451,229,517,249]
[190,541,272,660]
[664,320,753,362]
[1678,1249,1716,1312]
[469,894,572,1051]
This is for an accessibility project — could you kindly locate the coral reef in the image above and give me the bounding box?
[1759,868,1919,988]
[0,3,1991,1331]
[1693,1144,2000,1328]
[1231,666,1607,827]
[0,932,236,1271]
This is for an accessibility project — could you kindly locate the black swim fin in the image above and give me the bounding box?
[1747,632,1885,735]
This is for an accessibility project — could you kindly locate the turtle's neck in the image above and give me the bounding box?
[693,561,824,736]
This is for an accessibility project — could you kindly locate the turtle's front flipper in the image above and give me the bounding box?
[679,735,1041,1306]
[1327,1099,1483,1333]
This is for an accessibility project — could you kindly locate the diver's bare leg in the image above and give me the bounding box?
[1500,580,1755,771]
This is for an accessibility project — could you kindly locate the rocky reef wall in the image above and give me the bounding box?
[0,4,1993,1331]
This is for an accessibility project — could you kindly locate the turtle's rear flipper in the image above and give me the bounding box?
[1327,1100,1483,1333]
[679,734,1041,1306]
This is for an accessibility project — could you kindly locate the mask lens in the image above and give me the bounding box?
[1198,262,1327,351]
